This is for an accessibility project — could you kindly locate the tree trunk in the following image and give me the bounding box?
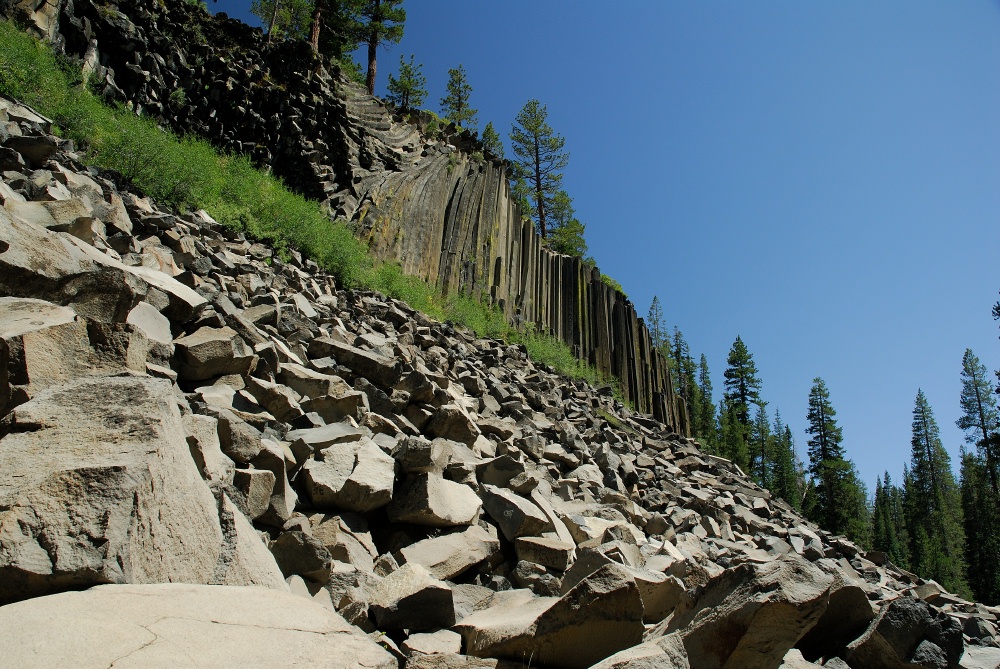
[267,0,281,45]
[309,0,324,54]
[365,0,380,95]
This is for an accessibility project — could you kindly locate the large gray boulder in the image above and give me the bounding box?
[0,583,397,669]
[0,376,286,604]
[368,563,455,631]
[395,525,500,580]
[845,597,964,669]
[387,472,482,527]
[302,438,396,512]
[666,554,833,669]
[456,563,645,669]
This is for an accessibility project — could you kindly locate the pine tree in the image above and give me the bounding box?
[872,472,909,568]
[647,297,667,352]
[251,0,313,43]
[481,121,504,160]
[804,377,870,546]
[906,389,969,596]
[957,348,1000,493]
[355,0,405,96]
[750,402,772,487]
[440,64,477,130]
[721,336,761,470]
[695,354,718,451]
[509,100,569,238]
[770,410,800,509]
[385,54,425,110]
[547,190,587,257]
[960,448,1000,604]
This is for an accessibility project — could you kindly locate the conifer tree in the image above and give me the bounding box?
[957,348,1000,493]
[770,410,800,509]
[750,402,772,487]
[647,297,667,352]
[804,377,870,546]
[355,0,405,95]
[547,190,587,257]
[251,0,313,43]
[385,54,425,109]
[721,336,761,470]
[481,121,504,160]
[695,354,718,452]
[960,448,1000,604]
[872,472,909,568]
[906,389,969,596]
[440,64,477,130]
[510,100,569,238]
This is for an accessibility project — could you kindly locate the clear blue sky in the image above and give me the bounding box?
[210,1,1000,493]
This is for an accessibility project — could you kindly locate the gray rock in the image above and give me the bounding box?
[845,597,964,669]
[0,376,286,605]
[369,563,455,631]
[480,484,553,540]
[0,583,397,669]
[387,472,482,527]
[396,525,500,580]
[269,530,333,583]
[173,326,257,381]
[302,438,395,512]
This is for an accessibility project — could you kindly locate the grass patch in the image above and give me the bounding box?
[0,20,626,396]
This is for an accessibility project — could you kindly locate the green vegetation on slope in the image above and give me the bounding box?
[0,20,611,393]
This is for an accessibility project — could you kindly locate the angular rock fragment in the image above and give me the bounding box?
[845,597,963,669]
[302,438,395,512]
[173,326,257,381]
[395,525,500,580]
[480,484,553,540]
[387,473,482,527]
[456,563,645,668]
[369,563,455,631]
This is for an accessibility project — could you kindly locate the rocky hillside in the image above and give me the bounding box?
[1,0,683,426]
[2,93,1000,668]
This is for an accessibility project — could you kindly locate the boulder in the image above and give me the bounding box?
[589,633,691,669]
[666,554,833,669]
[387,473,482,527]
[308,337,401,388]
[173,326,257,381]
[269,530,333,583]
[0,583,397,669]
[845,597,964,669]
[402,629,464,657]
[427,403,481,446]
[395,525,500,580]
[309,513,379,573]
[480,484,553,540]
[456,563,645,668]
[0,376,286,605]
[368,563,455,631]
[302,438,395,512]
[515,536,576,572]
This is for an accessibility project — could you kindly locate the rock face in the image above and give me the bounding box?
[2,61,1000,669]
[0,376,286,604]
[6,0,686,428]
[0,583,397,669]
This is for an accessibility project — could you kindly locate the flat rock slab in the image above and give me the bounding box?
[0,376,285,605]
[388,472,482,527]
[0,583,397,669]
[396,525,500,580]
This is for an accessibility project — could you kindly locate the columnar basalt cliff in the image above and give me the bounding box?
[1,0,685,429]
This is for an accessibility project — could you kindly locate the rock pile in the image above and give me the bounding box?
[2,96,1000,669]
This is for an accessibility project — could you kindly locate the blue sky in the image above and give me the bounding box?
[210,1,1000,492]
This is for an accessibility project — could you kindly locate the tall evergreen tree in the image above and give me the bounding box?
[906,389,969,596]
[750,402,772,487]
[804,377,870,546]
[509,100,569,238]
[960,447,1000,604]
[695,354,718,452]
[718,398,748,471]
[872,472,909,569]
[481,121,504,159]
[355,0,405,95]
[957,348,1000,493]
[547,190,587,257]
[770,410,800,509]
[251,0,313,43]
[440,64,477,129]
[721,336,761,471]
[385,54,425,109]
[647,297,667,353]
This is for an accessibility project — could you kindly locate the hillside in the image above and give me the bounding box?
[1,1,999,668]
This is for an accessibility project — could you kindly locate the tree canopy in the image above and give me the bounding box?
[509,99,569,238]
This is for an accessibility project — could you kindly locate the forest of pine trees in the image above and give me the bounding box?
[646,294,1000,604]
